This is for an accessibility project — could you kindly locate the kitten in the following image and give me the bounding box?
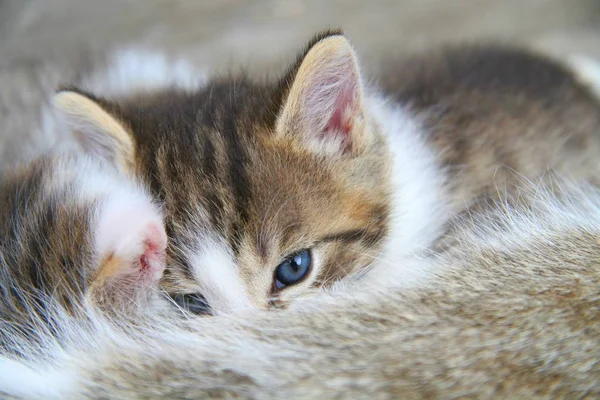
[52,30,600,314]
[0,151,167,359]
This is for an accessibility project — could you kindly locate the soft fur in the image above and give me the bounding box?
[1,31,600,398]
[1,180,599,399]
[51,32,600,314]
[0,152,169,362]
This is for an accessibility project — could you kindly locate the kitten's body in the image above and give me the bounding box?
[381,45,600,211]
[53,34,600,312]
[3,181,600,399]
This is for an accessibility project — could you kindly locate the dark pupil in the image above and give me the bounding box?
[275,249,311,289]
[171,293,211,315]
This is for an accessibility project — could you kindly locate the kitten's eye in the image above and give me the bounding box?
[170,293,211,315]
[274,249,312,290]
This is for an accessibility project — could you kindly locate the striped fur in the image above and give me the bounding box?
[1,32,600,397]
[2,179,600,399]
[52,32,600,315]
[0,152,169,361]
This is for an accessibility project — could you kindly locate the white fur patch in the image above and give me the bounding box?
[189,236,254,314]
[363,94,447,287]
[0,358,71,399]
[80,48,208,97]
[49,156,153,217]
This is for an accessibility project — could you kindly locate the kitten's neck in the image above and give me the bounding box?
[364,93,447,286]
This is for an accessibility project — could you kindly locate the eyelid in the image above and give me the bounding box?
[317,228,372,245]
[278,229,374,257]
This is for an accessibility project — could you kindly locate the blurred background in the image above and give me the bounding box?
[2,0,600,68]
[1,0,600,166]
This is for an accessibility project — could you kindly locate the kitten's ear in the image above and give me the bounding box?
[277,33,367,155]
[89,193,167,298]
[53,90,135,174]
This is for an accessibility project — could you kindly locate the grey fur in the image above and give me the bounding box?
[0,38,600,399]
[4,180,599,399]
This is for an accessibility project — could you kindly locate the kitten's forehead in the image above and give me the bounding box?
[119,83,387,219]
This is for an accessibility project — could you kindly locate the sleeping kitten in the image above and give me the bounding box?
[52,30,600,314]
[0,151,167,358]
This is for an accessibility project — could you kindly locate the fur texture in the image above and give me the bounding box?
[2,33,600,398]
[54,31,398,313]
[1,180,600,399]
[0,152,169,361]
[51,33,600,315]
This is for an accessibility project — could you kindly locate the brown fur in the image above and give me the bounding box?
[0,153,167,360]
[1,31,600,399]
[54,31,392,311]
[34,182,600,399]
[0,155,99,360]
[378,44,600,213]
[52,33,600,314]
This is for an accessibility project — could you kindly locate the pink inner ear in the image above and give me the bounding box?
[322,76,358,146]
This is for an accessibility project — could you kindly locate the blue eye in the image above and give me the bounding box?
[274,249,312,290]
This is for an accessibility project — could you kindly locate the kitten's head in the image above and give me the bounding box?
[0,153,167,318]
[54,31,392,314]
